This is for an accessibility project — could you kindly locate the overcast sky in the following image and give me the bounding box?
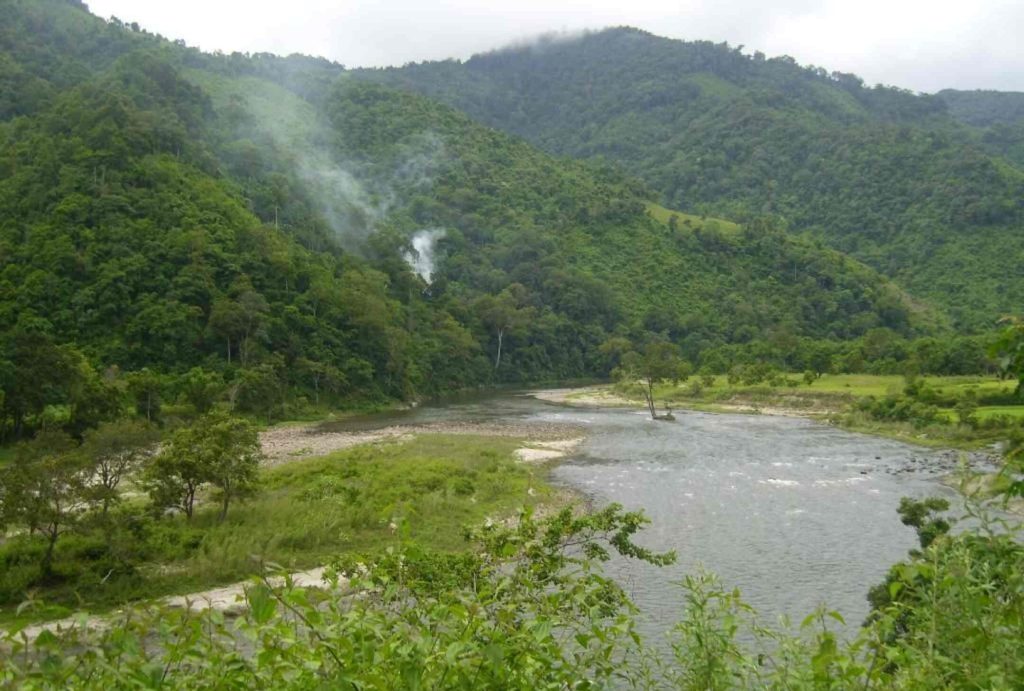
[86,0,1023,93]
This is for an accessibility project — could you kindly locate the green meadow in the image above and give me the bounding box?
[645,201,741,234]
[0,434,556,625]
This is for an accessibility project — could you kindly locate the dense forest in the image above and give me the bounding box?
[937,89,1024,169]
[356,28,1024,331]
[0,0,957,439]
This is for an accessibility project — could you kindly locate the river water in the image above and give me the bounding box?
[325,391,963,634]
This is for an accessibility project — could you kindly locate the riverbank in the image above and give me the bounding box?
[260,417,587,465]
[529,384,1008,491]
[530,385,841,419]
[1,425,583,630]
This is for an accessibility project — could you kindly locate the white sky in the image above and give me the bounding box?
[85,0,1024,93]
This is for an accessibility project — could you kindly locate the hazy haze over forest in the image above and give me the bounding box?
[86,0,1023,93]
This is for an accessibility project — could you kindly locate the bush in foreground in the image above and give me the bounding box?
[1,501,1022,689]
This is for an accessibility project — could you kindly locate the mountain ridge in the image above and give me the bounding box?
[352,27,1024,331]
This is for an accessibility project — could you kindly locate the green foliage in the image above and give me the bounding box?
[126,367,164,423]
[990,316,1024,393]
[0,433,549,614]
[954,389,980,428]
[615,337,689,417]
[0,430,87,575]
[697,330,993,378]
[146,412,260,522]
[0,1,944,434]
[938,89,1024,167]
[897,496,953,550]
[177,367,223,414]
[79,418,159,514]
[362,28,1024,331]
[855,395,940,429]
[3,500,1022,689]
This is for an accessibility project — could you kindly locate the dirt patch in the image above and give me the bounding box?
[514,437,586,464]
[164,566,341,613]
[260,419,586,466]
[260,426,412,466]
[701,402,836,418]
[11,566,344,642]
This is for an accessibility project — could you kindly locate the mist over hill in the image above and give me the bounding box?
[355,27,1024,331]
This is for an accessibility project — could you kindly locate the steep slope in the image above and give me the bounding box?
[357,28,1024,330]
[0,2,938,436]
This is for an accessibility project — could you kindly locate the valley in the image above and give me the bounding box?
[0,1,1022,687]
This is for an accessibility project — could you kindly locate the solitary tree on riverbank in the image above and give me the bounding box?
[614,340,689,420]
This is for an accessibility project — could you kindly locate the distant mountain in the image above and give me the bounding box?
[0,1,936,427]
[356,28,1024,330]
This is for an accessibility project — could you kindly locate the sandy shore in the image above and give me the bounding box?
[529,386,836,418]
[514,437,586,463]
[529,387,632,407]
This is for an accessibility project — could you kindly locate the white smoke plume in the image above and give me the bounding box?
[227,82,446,252]
[404,228,447,283]
[297,153,388,247]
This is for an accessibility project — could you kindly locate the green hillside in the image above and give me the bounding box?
[938,89,1024,127]
[357,28,1024,330]
[0,1,947,438]
[937,89,1024,169]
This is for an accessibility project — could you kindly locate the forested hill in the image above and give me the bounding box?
[937,89,1024,170]
[0,1,945,431]
[355,28,1024,331]
[938,90,1024,127]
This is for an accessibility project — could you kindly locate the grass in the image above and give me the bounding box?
[645,202,741,234]
[975,405,1024,420]
[0,434,558,626]
[779,374,1013,399]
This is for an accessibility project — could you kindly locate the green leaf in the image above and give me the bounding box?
[247,584,276,624]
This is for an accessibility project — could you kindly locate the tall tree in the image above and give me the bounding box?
[1,430,88,574]
[615,339,689,419]
[201,414,261,522]
[991,316,1024,395]
[145,412,261,521]
[475,284,534,374]
[127,368,163,423]
[81,419,160,515]
[178,367,223,414]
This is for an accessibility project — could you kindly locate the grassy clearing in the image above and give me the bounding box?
[0,434,557,625]
[765,374,1013,399]
[645,201,741,234]
[975,405,1024,420]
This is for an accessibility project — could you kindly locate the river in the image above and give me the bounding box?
[322,390,964,634]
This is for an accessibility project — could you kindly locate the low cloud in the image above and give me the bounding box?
[89,0,1024,93]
